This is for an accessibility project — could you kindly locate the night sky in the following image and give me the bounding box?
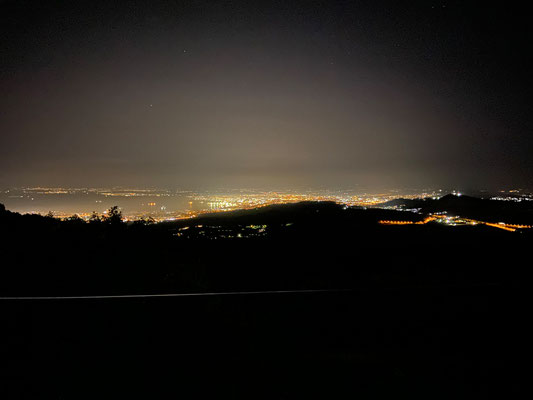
[1,1,532,190]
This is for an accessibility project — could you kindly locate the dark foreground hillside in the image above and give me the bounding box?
[1,201,530,295]
[0,201,530,397]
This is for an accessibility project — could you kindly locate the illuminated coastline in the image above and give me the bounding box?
[2,187,444,221]
[2,187,533,228]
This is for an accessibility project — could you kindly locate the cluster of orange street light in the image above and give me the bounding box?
[379,215,532,232]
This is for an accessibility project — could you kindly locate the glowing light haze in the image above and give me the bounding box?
[1,1,532,190]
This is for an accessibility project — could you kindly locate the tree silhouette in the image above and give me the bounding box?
[66,214,83,222]
[89,211,101,224]
[105,206,123,225]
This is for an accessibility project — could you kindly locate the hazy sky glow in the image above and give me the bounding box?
[1,1,532,190]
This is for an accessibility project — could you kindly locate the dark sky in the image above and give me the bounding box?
[1,1,532,190]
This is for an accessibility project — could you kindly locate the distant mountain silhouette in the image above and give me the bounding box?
[377,193,533,224]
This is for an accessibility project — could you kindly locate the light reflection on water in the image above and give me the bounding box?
[0,189,204,217]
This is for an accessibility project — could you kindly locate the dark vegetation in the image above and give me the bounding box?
[1,199,529,397]
[1,199,530,296]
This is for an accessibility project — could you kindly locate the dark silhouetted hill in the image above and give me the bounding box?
[377,193,533,224]
[1,200,530,296]
[1,201,529,398]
